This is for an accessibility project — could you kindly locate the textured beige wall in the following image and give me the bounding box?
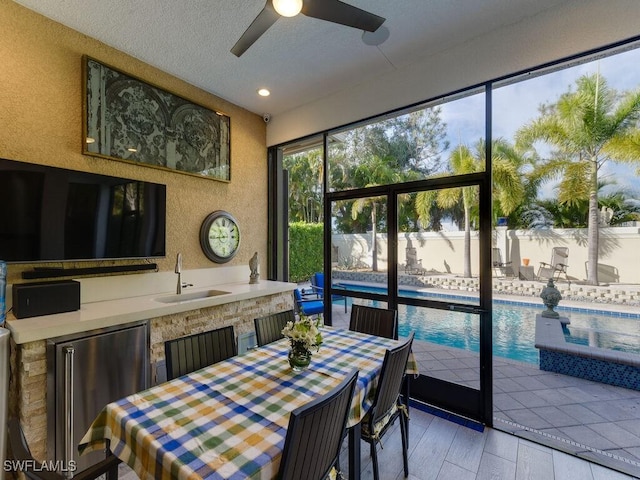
[0,1,268,283]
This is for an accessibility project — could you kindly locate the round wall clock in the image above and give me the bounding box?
[199,210,241,263]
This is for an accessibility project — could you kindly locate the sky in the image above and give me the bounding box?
[437,44,640,201]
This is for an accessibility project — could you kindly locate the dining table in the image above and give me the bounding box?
[78,326,418,480]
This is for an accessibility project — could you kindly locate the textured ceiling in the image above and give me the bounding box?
[14,0,567,118]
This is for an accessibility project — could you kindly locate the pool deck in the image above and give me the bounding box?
[327,288,640,478]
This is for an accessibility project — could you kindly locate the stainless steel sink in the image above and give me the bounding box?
[154,289,231,303]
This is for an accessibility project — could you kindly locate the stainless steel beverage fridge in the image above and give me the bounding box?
[47,321,149,474]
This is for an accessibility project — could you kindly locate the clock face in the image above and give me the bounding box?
[200,211,240,263]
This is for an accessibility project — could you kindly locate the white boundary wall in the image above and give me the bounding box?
[332,227,640,284]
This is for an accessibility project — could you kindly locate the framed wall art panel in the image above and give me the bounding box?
[83,56,231,182]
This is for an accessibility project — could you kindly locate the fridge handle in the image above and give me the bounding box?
[63,346,75,479]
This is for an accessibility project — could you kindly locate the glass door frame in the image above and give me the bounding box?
[324,171,493,425]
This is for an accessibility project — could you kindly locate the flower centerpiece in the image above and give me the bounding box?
[281,316,323,372]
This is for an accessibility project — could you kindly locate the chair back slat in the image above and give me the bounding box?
[369,333,414,424]
[254,310,295,347]
[165,326,236,380]
[278,369,358,480]
[349,304,398,340]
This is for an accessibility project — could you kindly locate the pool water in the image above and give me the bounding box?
[562,325,640,354]
[339,283,640,364]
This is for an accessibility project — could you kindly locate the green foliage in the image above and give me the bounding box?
[284,148,323,223]
[288,222,323,283]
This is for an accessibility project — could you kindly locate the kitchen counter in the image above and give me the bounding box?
[7,280,296,344]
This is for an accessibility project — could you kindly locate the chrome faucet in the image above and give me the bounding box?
[175,253,183,294]
[175,253,193,294]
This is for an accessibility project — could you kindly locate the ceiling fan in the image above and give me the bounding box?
[231,0,386,57]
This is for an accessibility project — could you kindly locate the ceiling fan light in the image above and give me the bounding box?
[272,0,302,17]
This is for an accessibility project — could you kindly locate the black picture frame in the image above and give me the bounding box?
[83,56,231,182]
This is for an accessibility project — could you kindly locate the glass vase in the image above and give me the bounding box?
[288,347,311,372]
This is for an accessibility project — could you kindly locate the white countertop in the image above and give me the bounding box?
[7,279,296,344]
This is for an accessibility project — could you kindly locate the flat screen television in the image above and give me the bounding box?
[0,158,166,263]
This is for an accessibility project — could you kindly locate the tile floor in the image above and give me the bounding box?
[329,299,640,479]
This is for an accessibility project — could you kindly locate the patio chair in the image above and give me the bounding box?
[361,332,415,480]
[537,247,569,283]
[277,368,358,480]
[492,247,514,277]
[349,304,398,340]
[7,417,121,480]
[254,309,295,347]
[293,288,324,317]
[164,325,236,380]
[310,272,348,312]
[404,241,425,275]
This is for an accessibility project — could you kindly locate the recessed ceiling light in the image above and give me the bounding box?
[258,88,271,97]
[127,147,137,152]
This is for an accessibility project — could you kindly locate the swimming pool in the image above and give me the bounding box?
[338,283,640,364]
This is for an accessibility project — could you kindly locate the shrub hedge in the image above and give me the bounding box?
[289,222,323,283]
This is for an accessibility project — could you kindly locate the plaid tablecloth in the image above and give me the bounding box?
[78,328,418,480]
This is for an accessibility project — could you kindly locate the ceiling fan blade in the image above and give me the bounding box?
[301,0,385,32]
[231,1,280,57]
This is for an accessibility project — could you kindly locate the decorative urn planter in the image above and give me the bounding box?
[540,278,562,318]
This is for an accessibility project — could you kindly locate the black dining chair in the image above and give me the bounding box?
[349,305,410,427]
[277,368,359,480]
[254,309,295,347]
[7,417,121,480]
[164,325,236,380]
[349,304,398,340]
[361,332,415,480]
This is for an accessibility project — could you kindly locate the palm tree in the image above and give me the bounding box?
[516,73,640,285]
[415,139,526,277]
[350,155,408,271]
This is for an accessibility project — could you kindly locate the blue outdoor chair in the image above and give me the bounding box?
[310,272,348,313]
[294,288,324,317]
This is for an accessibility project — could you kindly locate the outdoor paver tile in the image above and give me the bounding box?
[624,447,640,462]
[584,401,639,422]
[558,387,607,403]
[529,406,583,427]
[421,360,448,371]
[508,391,550,408]
[511,375,549,391]
[528,388,575,406]
[558,426,619,450]
[494,365,530,377]
[494,393,526,411]
[556,404,607,424]
[440,358,473,369]
[589,422,640,448]
[429,350,458,360]
[537,375,587,389]
[494,378,530,393]
[579,384,628,401]
[591,463,637,480]
[618,419,640,437]
[502,409,553,430]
